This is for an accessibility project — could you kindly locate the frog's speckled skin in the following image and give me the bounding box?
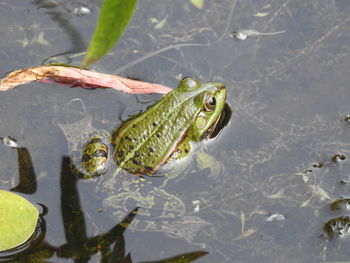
[111,78,226,175]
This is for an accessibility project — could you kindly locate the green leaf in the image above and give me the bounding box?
[190,0,204,9]
[82,0,137,67]
[0,190,39,251]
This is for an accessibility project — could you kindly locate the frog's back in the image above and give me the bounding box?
[112,90,199,175]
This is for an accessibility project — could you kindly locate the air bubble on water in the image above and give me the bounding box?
[231,32,247,40]
[192,200,200,212]
[345,115,350,123]
[1,136,18,148]
[266,213,286,222]
[72,6,91,16]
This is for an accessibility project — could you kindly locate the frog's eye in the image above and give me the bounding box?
[204,95,216,111]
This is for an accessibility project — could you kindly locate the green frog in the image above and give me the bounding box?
[81,77,227,177]
[57,77,229,241]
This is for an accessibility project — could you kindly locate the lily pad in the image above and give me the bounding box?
[0,190,39,251]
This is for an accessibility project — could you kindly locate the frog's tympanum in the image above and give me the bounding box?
[81,77,227,176]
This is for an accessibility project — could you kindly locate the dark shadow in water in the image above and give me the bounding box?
[57,156,139,262]
[3,143,208,262]
[11,147,37,194]
[57,157,208,262]
[140,251,208,263]
[209,102,232,139]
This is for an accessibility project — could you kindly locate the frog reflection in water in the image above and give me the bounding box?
[58,77,229,240]
[81,77,227,176]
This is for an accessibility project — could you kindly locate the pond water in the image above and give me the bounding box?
[0,0,350,262]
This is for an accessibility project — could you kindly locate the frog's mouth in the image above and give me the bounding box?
[201,103,232,140]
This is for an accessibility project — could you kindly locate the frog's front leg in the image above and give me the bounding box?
[173,139,191,160]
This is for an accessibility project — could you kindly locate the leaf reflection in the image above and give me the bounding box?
[11,147,37,194]
[140,251,208,263]
[3,142,208,263]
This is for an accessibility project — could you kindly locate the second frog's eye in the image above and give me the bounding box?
[204,95,216,111]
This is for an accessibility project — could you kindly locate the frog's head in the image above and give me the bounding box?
[178,78,227,142]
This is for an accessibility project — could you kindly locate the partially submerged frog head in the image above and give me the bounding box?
[180,78,227,141]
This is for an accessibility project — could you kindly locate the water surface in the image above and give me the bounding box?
[0,0,350,262]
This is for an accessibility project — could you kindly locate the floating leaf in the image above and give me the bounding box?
[153,15,168,30]
[0,66,172,94]
[0,190,39,251]
[253,12,269,17]
[190,0,204,9]
[82,0,137,67]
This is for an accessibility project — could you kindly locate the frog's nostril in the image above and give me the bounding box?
[217,84,225,90]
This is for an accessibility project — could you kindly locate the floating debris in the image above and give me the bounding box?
[231,31,247,40]
[190,0,205,9]
[330,199,350,212]
[192,200,200,213]
[266,213,286,222]
[1,136,18,148]
[231,29,286,40]
[72,6,91,16]
[312,163,324,168]
[340,180,350,185]
[150,15,168,30]
[332,154,346,163]
[254,12,269,17]
[325,216,350,238]
[0,65,172,94]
